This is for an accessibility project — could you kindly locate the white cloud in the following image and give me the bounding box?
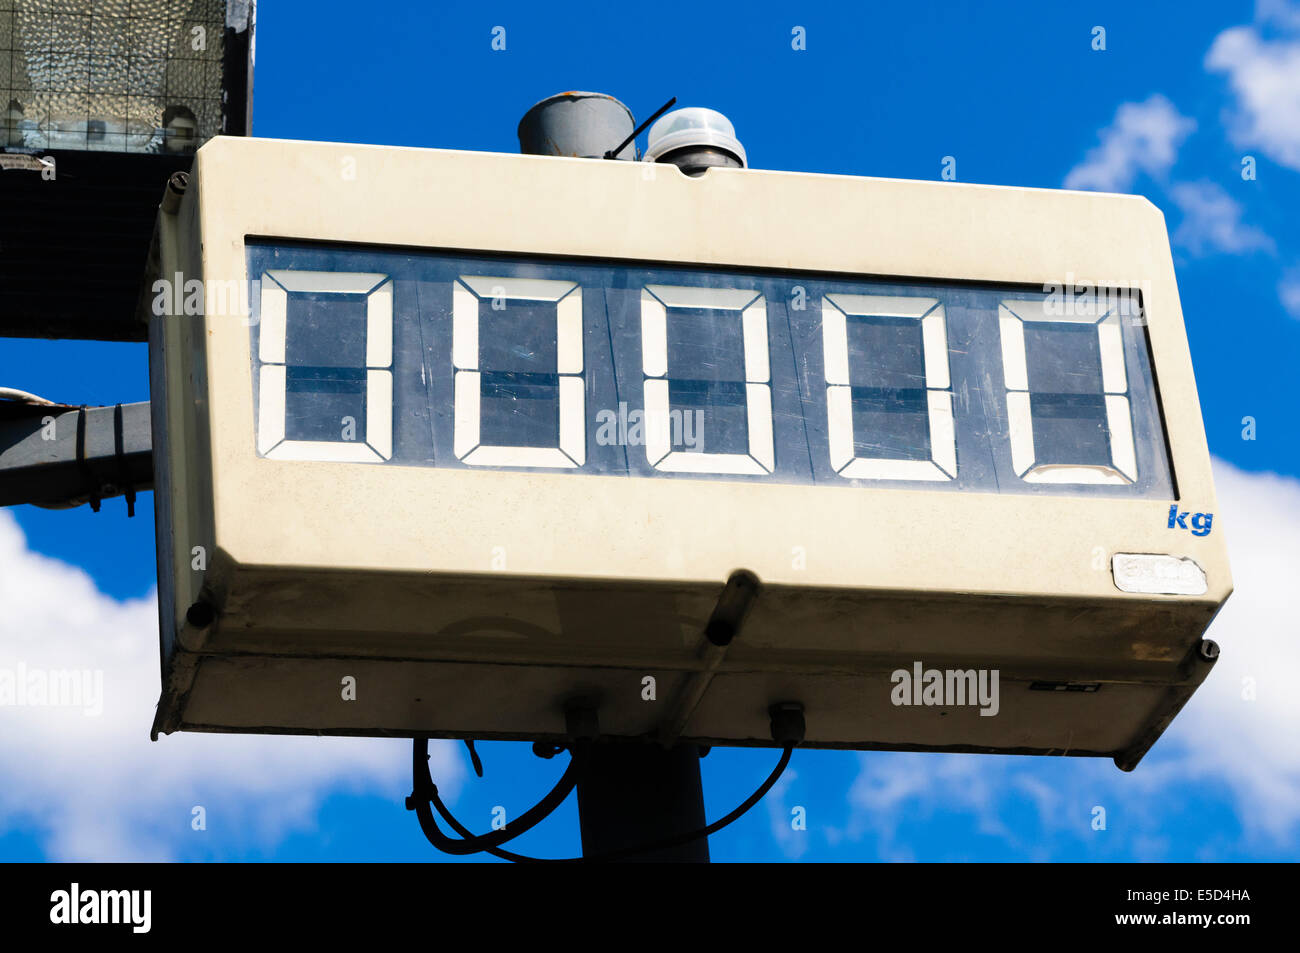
[1258,0,1300,31]
[835,460,1300,857]
[839,751,1016,861]
[1064,95,1195,192]
[1279,266,1300,318]
[1168,180,1276,255]
[0,511,463,860]
[1207,7,1300,172]
[1170,460,1300,837]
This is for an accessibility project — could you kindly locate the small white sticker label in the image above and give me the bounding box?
[1111,553,1208,596]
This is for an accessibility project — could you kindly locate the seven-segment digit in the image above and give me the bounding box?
[998,297,1137,484]
[640,284,774,474]
[257,270,393,462]
[822,294,956,481]
[452,275,585,468]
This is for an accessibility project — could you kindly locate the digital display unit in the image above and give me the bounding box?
[146,137,1230,770]
[246,245,1174,498]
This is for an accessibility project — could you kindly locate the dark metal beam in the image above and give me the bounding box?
[0,400,152,510]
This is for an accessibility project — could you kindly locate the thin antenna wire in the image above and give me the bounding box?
[604,96,677,160]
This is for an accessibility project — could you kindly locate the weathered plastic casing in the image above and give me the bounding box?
[148,136,1231,769]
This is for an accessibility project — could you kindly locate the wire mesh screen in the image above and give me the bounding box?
[1,0,226,154]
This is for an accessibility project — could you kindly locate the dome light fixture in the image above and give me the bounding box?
[643,107,747,176]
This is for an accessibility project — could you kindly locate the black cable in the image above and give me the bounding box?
[463,739,483,778]
[420,763,579,864]
[406,738,581,855]
[410,738,794,863]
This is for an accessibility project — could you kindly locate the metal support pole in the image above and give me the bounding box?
[576,742,710,863]
[0,399,152,509]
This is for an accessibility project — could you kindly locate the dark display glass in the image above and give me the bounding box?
[246,242,1174,498]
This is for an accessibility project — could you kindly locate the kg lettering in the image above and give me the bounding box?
[1168,505,1213,537]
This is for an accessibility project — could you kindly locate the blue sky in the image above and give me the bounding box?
[1,0,1298,861]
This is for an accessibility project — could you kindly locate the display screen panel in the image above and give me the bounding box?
[245,242,1174,498]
